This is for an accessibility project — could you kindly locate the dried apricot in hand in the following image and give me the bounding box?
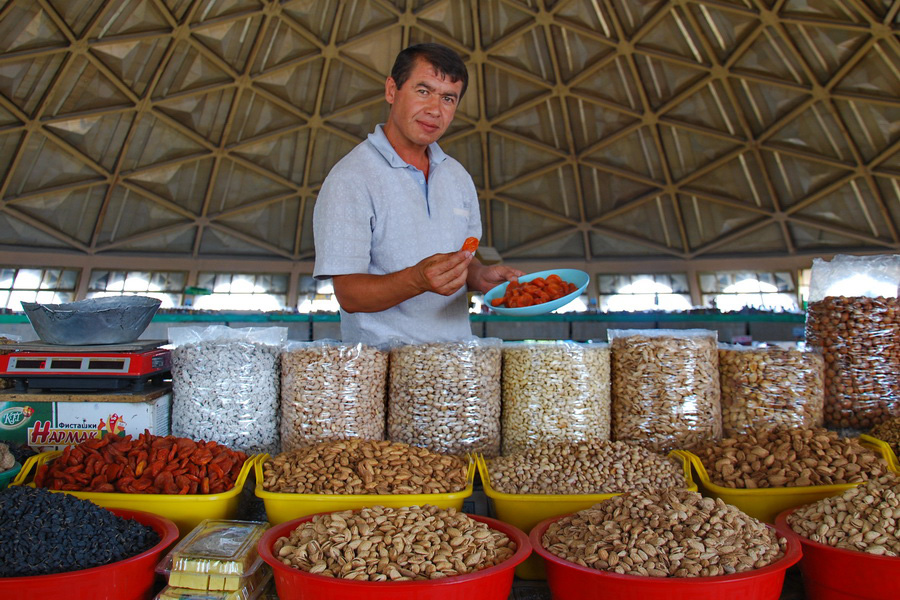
[461,237,479,253]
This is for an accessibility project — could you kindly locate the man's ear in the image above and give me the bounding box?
[385,76,396,104]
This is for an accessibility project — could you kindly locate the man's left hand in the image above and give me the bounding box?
[467,260,526,294]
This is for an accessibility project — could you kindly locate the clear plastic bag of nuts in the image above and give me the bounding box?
[388,338,502,457]
[718,343,824,435]
[609,329,722,453]
[279,340,388,451]
[805,254,900,429]
[501,341,610,455]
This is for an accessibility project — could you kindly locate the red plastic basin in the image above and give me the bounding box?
[0,508,178,600]
[775,507,900,600]
[258,511,531,600]
[530,513,801,600]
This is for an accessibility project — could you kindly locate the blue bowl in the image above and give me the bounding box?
[484,269,590,316]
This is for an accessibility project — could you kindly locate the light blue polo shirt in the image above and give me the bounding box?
[313,124,482,346]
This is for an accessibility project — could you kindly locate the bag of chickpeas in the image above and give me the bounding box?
[718,343,824,435]
[805,254,900,429]
[501,341,611,455]
[388,338,502,457]
[609,329,722,453]
[280,340,388,451]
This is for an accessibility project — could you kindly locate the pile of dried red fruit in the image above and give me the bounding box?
[34,431,248,495]
[491,274,577,308]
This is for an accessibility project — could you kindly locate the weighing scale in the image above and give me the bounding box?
[0,340,171,392]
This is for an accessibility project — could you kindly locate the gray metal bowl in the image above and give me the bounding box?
[21,296,162,345]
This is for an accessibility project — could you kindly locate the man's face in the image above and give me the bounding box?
[384,58,464,150]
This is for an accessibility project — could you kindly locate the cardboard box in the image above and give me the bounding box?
[0,387,171,452]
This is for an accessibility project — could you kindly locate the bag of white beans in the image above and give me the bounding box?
[169,325,284,454]
[501,341,611,455]
[280,340,388,451]
[609,328,722,453]
[388,338,502,457]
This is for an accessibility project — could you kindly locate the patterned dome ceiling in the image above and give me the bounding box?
[0,0,897,267]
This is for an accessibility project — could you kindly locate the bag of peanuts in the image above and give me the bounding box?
[501,341,610,455]
[170,325,285,454]
[388,338,502,457]
[609,329,722,453]
[805,254,900,429]
[280,340,388,451]
[719,343,824,435]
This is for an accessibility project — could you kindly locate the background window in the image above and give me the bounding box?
[88,270,186,308]
[192,272,288,311]
[0,267,79,311]
[297,276,340,313]
[699,271,798,312]
[598,273,692,312]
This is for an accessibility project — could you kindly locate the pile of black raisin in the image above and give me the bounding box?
[0,487,161,577]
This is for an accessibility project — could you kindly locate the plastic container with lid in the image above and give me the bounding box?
[155,571,272,600]
[157,520,269,591]
[13,451,257,535]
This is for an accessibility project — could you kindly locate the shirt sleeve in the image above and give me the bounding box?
[312,160,375,280]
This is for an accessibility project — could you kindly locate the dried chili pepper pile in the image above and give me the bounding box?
[34,431,248,495]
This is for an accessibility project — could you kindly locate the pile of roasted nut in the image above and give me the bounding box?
[488,440,685,495]
[692,428,887,488]
[261,439,468,495]
[870,417,900,456]
[273,505,516,580]
[542,490,785,577]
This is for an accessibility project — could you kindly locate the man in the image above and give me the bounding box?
[313,43,523,345]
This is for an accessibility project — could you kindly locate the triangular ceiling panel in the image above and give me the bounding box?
[833,99,899,162]
[662,80,742,137]
[683,153,773,209]
[281,0,338,43]
[152,40,234,98]
[320,60,384,116]
[609,0,668,37]
[678,194,764,249]
[250,17,320,74]
[549,25,615,83]
[161,0,193,22]
[439,133,485,189]
[198,225,280,256]
[793,179,890,240]
[0,3,68,54]
[325,101,389,140]
[488,132,563,188]
[91,37,171,97]
[334,1,395,43]
[584,126,665,181]
[567,96,639,152]
[783,23,867,84]
[478,1,533,47]
[13,185,105,244]
[119,113,209,173]
[297,198,314,255]
[580,165,660,221]
[254,57,323,115]
[633,54,709,110]
[339,32,402,76]
[214,197,300,252]
[766,101,854,162]
[0,104,20,127]
[571,56,641,111]
[192,14,262,73]
[834,41,900,101]
[155,88,236,144]
[92,0,171,38]
[124,158,214,214]
[488,28,555,83]
[660,124,742,181]
[0,131,25,183]
[788,222,873,250]
[634,8,706,64]
[5,134,103,197]
[761,150,853,208]
[500,165,579,218]
[208,159,294,215]
[307,130,357,187]
[45,111,136,171]
[686,3,758,64]
[0,212,72,249]
[555,0,617,40]
[589,229,666,256]
[0,54,67,117]
[729,76,810,137]
[232,128,310,186]
[495,97,569,151]
[599,196,682,249]
[711,222,787,254]
[482,63,549,119]
[513,230,585,259]
[225,90,305,145]
[45,0,106,37]
[731,27,809,85]
[106,226,197,253]
[490,201,579,253]
[96,187,191,245]
[190,0,262,24]
[417,2,475,49]
[43,56,134,118]
[780,0,869,23]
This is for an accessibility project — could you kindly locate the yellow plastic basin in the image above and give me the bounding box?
[254,453,475,525]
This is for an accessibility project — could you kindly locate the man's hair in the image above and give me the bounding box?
[390,43,469,99]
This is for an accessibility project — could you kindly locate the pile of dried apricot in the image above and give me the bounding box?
[491,274,577,308]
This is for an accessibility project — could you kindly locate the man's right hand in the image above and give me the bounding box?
[413,250,473,296]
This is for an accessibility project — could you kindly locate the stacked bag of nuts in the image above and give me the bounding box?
[786,473,900,556]
[691,427,887,488]
[542,490,786,576]
[610,329,722,452]
[500,342,610,454]
[804,255,900,430]
[261,439,468,495]
[280,341,388,450]
[388,339,501,457]
[487,440,685,495]
[171,326,284,454]
[718,344,824,435]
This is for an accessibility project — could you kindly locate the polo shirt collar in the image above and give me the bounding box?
[368,123,448,169]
